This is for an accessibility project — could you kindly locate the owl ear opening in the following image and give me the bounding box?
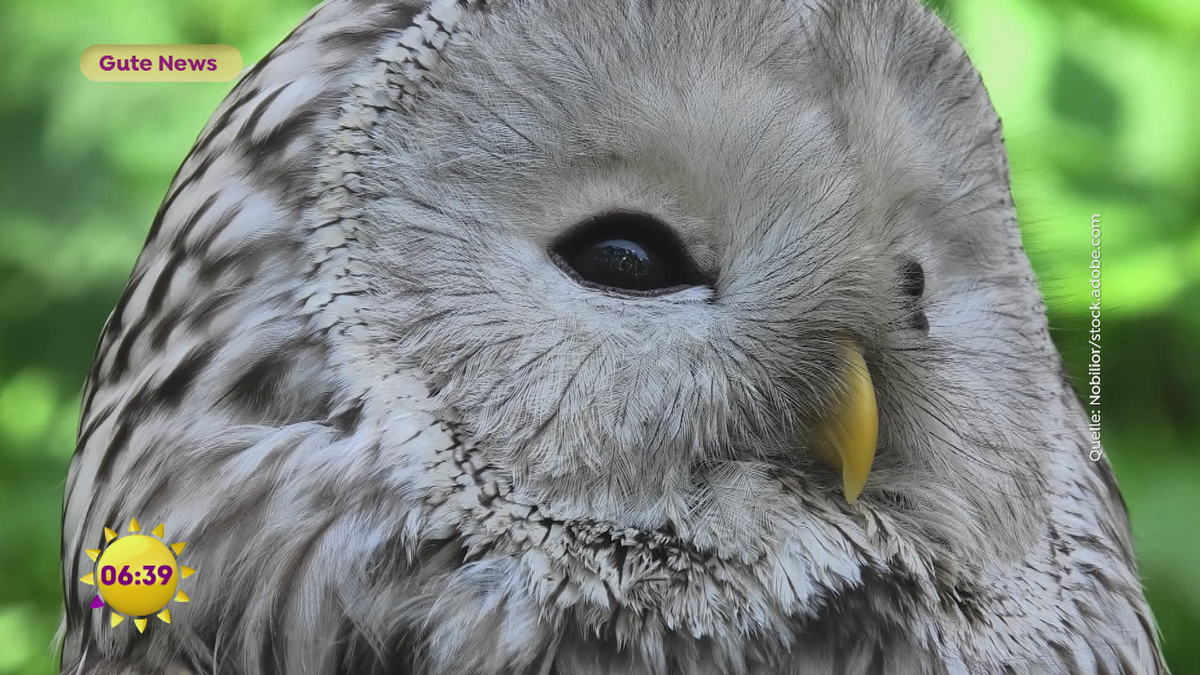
[813,344,878,503]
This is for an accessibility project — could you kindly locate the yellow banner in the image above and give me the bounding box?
[81,45,242,82]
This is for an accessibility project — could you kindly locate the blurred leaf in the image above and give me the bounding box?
[1050,53,1121,134]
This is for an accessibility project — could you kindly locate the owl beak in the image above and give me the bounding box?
[814,344,878,503]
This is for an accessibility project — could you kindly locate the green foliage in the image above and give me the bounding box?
[0,0,1195,672]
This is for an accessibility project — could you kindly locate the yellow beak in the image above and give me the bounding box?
[814,344,878,503]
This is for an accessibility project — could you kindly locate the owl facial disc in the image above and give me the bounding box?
[814,345,878,503]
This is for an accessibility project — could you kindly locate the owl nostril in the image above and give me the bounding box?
[911,311,930,333]
[899,259,925,298]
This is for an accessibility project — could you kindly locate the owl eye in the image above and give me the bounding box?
[553,211,700,294]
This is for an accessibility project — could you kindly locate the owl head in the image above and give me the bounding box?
[339,0,1050,564]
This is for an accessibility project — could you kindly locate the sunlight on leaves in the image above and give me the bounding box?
[0,370,58,449]
[1103,244,1191,315]
[0,604,37,673]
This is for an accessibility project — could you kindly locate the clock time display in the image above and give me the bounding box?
[99,564,173,586]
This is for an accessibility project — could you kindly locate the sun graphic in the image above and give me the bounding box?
[79,518,196,633]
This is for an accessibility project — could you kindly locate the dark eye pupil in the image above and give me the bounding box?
[572,239,662,290]
[553,211,699,294]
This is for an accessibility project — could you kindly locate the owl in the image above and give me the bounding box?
[59,0,1168,673]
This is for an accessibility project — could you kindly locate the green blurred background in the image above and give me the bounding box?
[0,0,1196,672]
